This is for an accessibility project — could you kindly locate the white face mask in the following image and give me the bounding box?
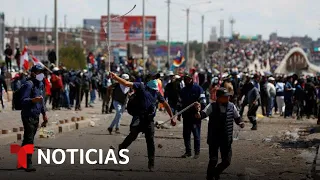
[36,73,44,81]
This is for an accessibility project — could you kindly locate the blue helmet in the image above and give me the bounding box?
[30,64,44,73]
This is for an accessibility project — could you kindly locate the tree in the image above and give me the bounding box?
[59,45,86,70]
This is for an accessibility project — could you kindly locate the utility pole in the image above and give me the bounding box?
[201,15,205,68]
[167,0,171,68]
[142,0,146,74]
[64,15,67,45]
[107,0,111,71]
[229,17,235,37]
[186,8,190,70]
[38,18,40,31]
[219,19,224,73]
[44,15,47,61]
[54,0,59,66]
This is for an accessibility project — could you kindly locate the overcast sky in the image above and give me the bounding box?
[1,0,320,42]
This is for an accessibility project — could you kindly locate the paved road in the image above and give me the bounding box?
[0,107,316,180]
[0,95,107,132]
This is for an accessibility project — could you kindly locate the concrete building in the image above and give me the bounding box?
[209,27,218,42]
[0,12,4,60]
[4,26,100,61]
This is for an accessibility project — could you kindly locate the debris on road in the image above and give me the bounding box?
[90,121,95,127]
[39,128,55,138]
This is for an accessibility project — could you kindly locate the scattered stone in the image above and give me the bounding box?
[263,138,272,142]
[89,121,95,127]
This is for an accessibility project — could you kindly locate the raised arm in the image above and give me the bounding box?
[109,72,133,88]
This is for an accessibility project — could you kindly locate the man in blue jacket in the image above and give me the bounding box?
[20,64,48,172]
[179,73,207,159]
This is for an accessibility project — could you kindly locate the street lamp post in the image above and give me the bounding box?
[182,1,212,70]
[200,8,223,68]
[186,8,190,69]
[142,0,146,74]
[201,15,204,67]
[107,0,111,71]
[54,0,59,66]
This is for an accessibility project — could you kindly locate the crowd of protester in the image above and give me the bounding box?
[211,41,298,73]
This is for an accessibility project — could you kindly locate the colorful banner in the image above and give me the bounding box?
[100,16,156,42]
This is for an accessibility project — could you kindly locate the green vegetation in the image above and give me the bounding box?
[59,45,86,70]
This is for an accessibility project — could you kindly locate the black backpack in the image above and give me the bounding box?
[127,87,156,116]
[13,81,34,110]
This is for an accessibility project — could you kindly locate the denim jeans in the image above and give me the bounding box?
[90,89,96,104]
[109,100,125,129]
[63,89,70,108]
[267,97,274,116]
[183,121,201,154]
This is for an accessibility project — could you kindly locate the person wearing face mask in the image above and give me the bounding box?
[178,73,207,159]
[195,88,244,180]
[19,64,48,172]
[109,72,175,172]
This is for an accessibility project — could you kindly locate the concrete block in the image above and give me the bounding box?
[76,120,90,129]
[19,127,24,131]
[2,130,11,134]
[12,128,19,132]
[0,133,18,145]
[17,133,22,140]
[71,118,76,122]
[58,123,76,133]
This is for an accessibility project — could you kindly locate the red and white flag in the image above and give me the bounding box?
[20,46,29,70]
[31,55,42,66]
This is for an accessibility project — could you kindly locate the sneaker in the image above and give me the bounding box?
[148,160,154,172]
[115,128,120,134]
[181,153,192,158]
[148,164,154,172]
[193,153,200,159]
[107,128,113,135]
[251,125,257,130]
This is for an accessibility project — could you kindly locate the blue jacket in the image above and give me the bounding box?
[20,79,45,118]
[179,83,206,120]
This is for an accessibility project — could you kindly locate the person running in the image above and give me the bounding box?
[109,72,175,172]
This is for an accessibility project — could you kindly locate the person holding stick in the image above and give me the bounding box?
[109,72,175,172]
[195,87,244,180]
[179,73,207,159]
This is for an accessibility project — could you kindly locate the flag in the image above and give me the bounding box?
[31,55,42,66]
[172,51,185,68]
[20,46,29,70]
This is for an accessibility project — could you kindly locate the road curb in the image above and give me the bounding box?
[0,116,102,145]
